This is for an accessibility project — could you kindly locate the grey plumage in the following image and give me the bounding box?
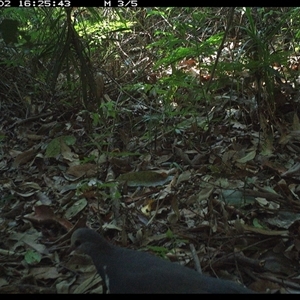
[71,228,253,294]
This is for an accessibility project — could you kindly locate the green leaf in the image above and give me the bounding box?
[45,138,61,158]
[63,135,76,146]
[24,249,42,265]
[252,218,265,229]
[45,136,76,158]
[236,149,256,163]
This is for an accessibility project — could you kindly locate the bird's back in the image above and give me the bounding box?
[101,246,251,294]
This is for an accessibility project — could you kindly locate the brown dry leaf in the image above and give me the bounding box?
[66,164,97,178]
[278,128,290,145]
[7,149,20,158]
[73,274,103,294]
[154,153,173,164]
[26,205,55,222]
[29,267,60,280]
[260,250,296,275]
[9,230,47,254]
[260,158,287,174]
[241,223,288,236]
[24,205,73,230]
[173,146,193,165]
[117,170,172,187]
[56,278,76,294]
[249,279,281,293]
[26,133,44,141]
[110,156,132,172]
[66,254,103,293]
[12,147,38,167]
[61,139,78,162]
[176,170,192,184]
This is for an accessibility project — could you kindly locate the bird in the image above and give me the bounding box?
[71,228,254,294]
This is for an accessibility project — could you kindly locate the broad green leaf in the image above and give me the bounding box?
[24,249,42,265]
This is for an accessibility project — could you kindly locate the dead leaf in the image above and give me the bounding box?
[66,164,97,178]
[12,148,38,167]
[117,170,173,187]
[24,205,73,230]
